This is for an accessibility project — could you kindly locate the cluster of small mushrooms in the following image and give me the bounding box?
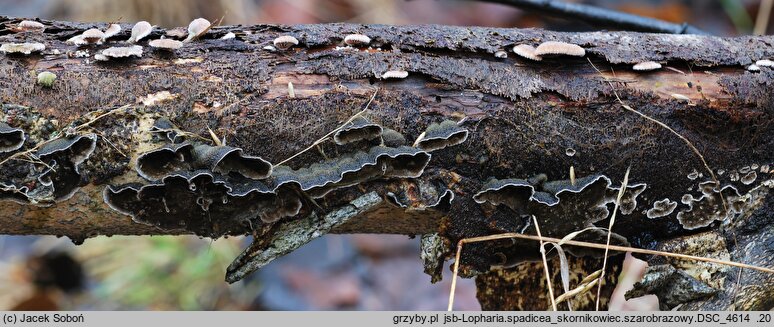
[3,17,772,78]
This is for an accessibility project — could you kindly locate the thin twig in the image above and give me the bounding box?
[457,233,774,273]
[74,104,132,131]
[466,0,709,34]
[554,277,599,307]
[274,88,379,167]
[447,230,774,311]
[0,148,38,167]
[448,239,463,311]
[595,166,630,310]
[92,131,128,158]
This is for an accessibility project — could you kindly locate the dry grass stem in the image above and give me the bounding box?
[595,166,630,310]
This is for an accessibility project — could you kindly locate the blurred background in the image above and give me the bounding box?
[0,0,771,310]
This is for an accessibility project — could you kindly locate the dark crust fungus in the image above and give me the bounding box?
[36,134,97,201]
[416,120,469,152]
[107,145,430,236]
[136,142,272,181]
[1,134,97,204]
[676,182,744,230]
[381,128,407,147]
[646,198,679,219]
[332,117,383,145]
[270,146,431,198]
[104,171,302,237]
[471,174,643,264]
[136,142,195,181]
[0,123,25,153]
[149,117,185,143]
[191,144,273,180]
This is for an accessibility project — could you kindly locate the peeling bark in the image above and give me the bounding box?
[0,17,772,310]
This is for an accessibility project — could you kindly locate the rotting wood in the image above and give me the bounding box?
[0,17,772,310]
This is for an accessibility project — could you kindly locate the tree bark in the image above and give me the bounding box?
[0,17,772,310]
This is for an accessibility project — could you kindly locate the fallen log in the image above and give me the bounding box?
[0,16,772,310]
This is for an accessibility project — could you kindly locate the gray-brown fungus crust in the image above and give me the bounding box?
[471,174,643,263]
[1,134,97,204]
[104,171,300,236]
[333,117,383,145]
[136,142,272,181]
[0,123,25,153]
[416,120,469,152]
[676,182,744,230]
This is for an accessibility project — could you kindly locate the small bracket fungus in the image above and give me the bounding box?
[0,42,45,55]
[102,23,122,40]
[148,38,184,52]
[96,45,143,61]
[343,33,371,47]
[388,186,455,211]
[747,64,760,72]
[221,32,236,40]
[333,117,383,145]
[17,20,45,32]
[646,198,678,219]
[534,41,585,57]
[128,21,152,43]
[632,61,662,71]
[415,120,469,151]
[149,117,184,143]
[0,182,30,204]
[512,44,542,61]
[136,143,196,180]
[37,71,57,88]
[81,28,105,44]
[381,70,409,79]
[755,59,773,67]
[0,123,26,153]
[65,35,88,46]
[273,35,299,50]
[184,18,211,42]
[494,50,508,59]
